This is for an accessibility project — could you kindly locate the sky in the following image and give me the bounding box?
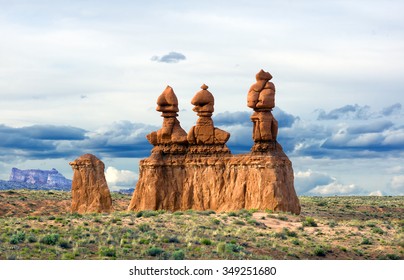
[0,0,403,195]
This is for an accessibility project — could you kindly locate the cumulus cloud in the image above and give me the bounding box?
[82,121,157,158]
[105,166,137,191]
[0,121,156,161]
[294,169,334,194]
[294,169,363,195]
[0,124,87,160]
[151,51,186,63]
[317,104,371,120]
[307,182,364,196]
[389,175,404,195]
[214,111,250,126]
[381,103,402,116]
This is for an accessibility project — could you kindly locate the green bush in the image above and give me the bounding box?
[9,231,25,244]
[360,238,372,245]
[27,234,37,243]
[233,220,246,226]
[314,247,326,257]
[147,247,164,257]
[201,238,212,245]
[303,217,318,227]
[372,227,384,235]
[99,246,116,257]
[172,250,185,260]
[40,233,59,245]
[138,223,151,232]
[59,240,72,249]
[225,243,243,253]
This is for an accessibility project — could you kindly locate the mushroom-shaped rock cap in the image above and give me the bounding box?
[156,85,179,113]
[256,69,272,81]
[191,84,214,106]
[69,153,104,169]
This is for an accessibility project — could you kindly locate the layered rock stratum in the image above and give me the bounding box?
[129,71,301,214]
[0,168,72,191]
[69,154,112,213]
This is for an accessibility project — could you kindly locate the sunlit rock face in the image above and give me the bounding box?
[70,154,112,214]
[128,71,301,215]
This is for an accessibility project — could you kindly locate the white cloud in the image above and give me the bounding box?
[308,182,363,196]
[369,190,383,196]
[389,175,404,195]
[105,166,137,191]
[294,169,334,194]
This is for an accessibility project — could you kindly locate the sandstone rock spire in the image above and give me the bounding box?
[146,86,188,154]
[247,69,279,153]
[187,84,230,154]
[69,154,112,214]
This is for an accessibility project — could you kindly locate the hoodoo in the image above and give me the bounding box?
[128,70,301,214]
[70,154,112,214]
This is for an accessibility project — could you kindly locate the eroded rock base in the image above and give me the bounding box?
[128,144,300,214]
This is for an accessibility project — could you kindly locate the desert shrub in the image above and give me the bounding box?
[172,250,185,260]
[211,218,221,225]
[71,213,82,219]
[138,223,151,232]
[302,217,317,227]
[360,238,372,245]
[313,247,326,257]
[136,210,159,218]
[62,252,75,260]
[168,236,180,243]
[228,212,237,217]
[225,243,243,253]
[139,238,150,245]
[247,219,260,226]
[147,247,164,257]
[278,216,288,221]
[291,238,301,245]
[173,211,184,216]
[328,220,337,228]
[386,254,400,260]
[233,220,246,226]
[197,210,216,216]
[40,233,59,245]
[201,238,212,245]
[372,227,384,235]
[237,209,252,217]
[27,234,37,243]
[9,231,26,244]
[59,240,72,249]
[99,246,116,258]
[274,231,287,240]
[282,228,297,237]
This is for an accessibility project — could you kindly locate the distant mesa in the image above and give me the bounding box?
[0,167,72,191]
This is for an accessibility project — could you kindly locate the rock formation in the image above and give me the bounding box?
[146,85,188,155]
[128,71,301,214]
[69,154,112,214]
[8,167,72,189]
[187,84,231,154]
[247,69,279,153]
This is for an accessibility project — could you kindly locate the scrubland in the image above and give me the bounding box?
[0,190,402,260]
